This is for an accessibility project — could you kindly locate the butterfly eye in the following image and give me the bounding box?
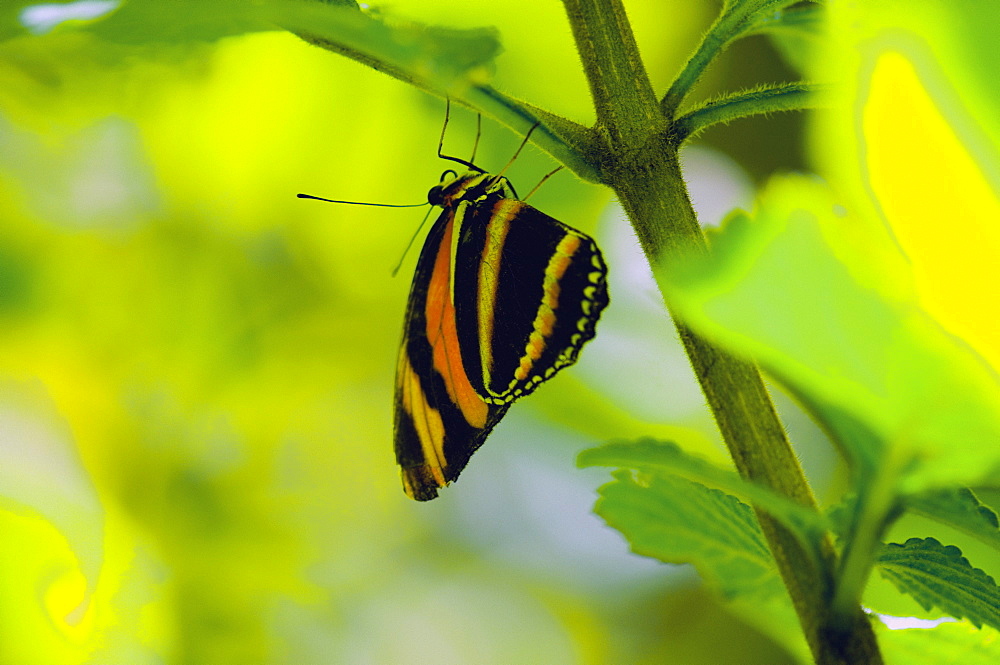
[430,170,461,205]
[427,184,445,206]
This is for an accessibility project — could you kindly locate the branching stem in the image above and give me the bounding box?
[661,0,806,115]
[675,82,831,142]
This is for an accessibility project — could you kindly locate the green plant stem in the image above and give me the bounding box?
[832,457,905,627]
[561,0,663,146]
[617,147,882,665]
[674,82,831,142]
[661,0,805,115]
[562,1,883,663]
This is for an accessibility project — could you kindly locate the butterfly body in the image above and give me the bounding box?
[394,170,608,500]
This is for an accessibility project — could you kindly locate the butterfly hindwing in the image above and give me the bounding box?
[453,195,609,404]
[394,172,608,501]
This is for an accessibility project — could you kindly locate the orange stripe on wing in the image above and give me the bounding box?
[424,216,489,429]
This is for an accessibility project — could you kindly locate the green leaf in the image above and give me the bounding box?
[906,489,1000,553]
[878,621,1000,665]
[23,1,499,96]
[579,439,829,539]
[658,174,1000,492]
[3,1,597,178]
[593,469,781,598]
[278,4,598,179]
[825,494,860,541]
[277,1,500,97]
[722,0,809,23]
[156,1,594,177]
[877,537,1000,630]
[86,0,274,44]
[76,0,499,96]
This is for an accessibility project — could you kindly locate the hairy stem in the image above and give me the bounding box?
[675,82,831,142]
[661,0,808,115]
[562,0,662,146]
[615,144,882,665]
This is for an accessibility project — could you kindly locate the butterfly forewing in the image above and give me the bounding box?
[394,202,512,500]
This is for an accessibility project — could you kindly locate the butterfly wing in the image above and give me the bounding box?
[393,188,608,501]
[393,202,510,501]
[452,197,609,404]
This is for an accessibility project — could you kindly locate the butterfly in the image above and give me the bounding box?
[393,120,609,500]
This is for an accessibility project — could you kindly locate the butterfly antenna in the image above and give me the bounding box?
[391,205,436,277]
[297,193,427,208]
[523,166,563,202]
[437,99,484,173]
[437,98,451,158]
[469,113,482,163]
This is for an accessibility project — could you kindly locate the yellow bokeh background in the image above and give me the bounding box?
[1,2,807,663]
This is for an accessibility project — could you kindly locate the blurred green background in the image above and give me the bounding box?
[0,1,839,663]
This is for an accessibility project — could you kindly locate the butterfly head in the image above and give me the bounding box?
[427,171,509,208]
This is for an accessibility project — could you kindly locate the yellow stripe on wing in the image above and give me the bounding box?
[477,199,519,384]
[514,233,581,382]
[397,352,448,491]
